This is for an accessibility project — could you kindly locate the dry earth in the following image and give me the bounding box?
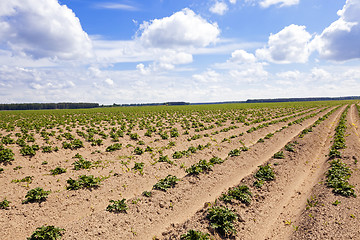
[1,104,359,239]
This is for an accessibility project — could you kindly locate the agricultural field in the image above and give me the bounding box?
[0,101,359,240]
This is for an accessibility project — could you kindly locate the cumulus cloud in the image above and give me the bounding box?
[230,50,256,63]
[229,0,237,4]
[104,78,114,86]
[210,1,229,15]
[0,0,92,60]
[256,24,312,63]
[312,0,360,61]
[259,0,299,8]
[138,8,220,49]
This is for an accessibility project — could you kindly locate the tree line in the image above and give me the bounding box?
[0,103,99,111]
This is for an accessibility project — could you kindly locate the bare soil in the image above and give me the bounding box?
[1,104,359,240]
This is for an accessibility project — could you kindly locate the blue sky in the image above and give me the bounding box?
[0,0,359,104]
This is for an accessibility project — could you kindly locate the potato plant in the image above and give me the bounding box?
[27,225,65,240]
[23,187,51,204]
[106,199,128,213]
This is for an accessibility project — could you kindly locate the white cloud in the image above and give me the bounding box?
[259,0,299,8]
[210,1,229,15]
[230,50,256,63]
[256,24,312,63]
[229,0,237,4]
[276,70,301,80]
[0,0,92,60]
[95,3,139,11]
[138,8,220,49]
[229,64,268,83]
[193,70,221,83]
[312,0,360,61]
[104,78,114,86]
[311,67,331,81]
[159,51,193,65]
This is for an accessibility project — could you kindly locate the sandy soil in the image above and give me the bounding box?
[290,104,360,240]
[1,104,354,240]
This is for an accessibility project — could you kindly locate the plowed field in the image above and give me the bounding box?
[0,101,359,240]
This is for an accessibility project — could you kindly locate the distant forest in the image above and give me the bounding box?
[0,102,99,111]
[0,96,359,111]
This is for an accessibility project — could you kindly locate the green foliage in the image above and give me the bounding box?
[106,199,128,213]
[106,143,122,152]
[173,151,184,159]
[130,133,139,140]
[145,146,153,152]
[0,148,15,163]
[180,230,210,240]
[41,146,53,153]
[158,155,174,165]
[142,191,152,197]
[326,159,356,197]
[264,133,274,139]
[228,148,241,157]
[66,175,101,190]
[207,206,238,237]
[12,176,33,184]
[73,158,92,170]
[273,151,285,159]
[50,167,67,175]
[186,160,212,175]
[285,143,295,152]
[62,139,83,150]
[20,145,38,156]
[132,162,144,174]
[153,175,180,191]
[209,156,224,165]
[1,134,15,145]
[133,147,144,155]
[23,187,50,204]
[27,225,65,240]
[254,164,275,187]
[220,185,252,205]
[0,198,11,209]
